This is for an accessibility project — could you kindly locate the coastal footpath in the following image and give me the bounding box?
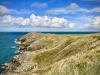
[1,32,100,75]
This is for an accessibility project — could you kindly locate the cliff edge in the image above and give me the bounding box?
[1,32,100,75]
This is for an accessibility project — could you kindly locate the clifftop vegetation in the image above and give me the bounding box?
[1,32,100,75]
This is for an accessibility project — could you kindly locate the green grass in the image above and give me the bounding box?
[33,50,100,75]
[33,37,75,68]
[5,33,100,75]
[31,33,100,75]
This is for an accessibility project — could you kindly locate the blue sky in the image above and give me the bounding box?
[0,0,100,32]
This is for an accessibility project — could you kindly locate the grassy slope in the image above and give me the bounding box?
[5,32,100,75]
[30,33,100,75]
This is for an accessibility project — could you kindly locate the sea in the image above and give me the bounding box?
[0,32,99,73]
[0,32,29,73]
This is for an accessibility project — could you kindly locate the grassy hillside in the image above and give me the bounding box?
[2,32,100,75]
[31,34,100,75]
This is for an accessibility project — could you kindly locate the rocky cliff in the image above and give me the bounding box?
[1,32,100,75]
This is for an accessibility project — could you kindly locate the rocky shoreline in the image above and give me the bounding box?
[0,39,22,74]
[1,32,53,75]
[0,32,38,75]
[1,32,100,75]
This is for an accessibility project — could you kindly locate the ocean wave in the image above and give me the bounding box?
[14,39,21,44]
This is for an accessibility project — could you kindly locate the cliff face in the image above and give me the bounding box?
[1,32,100,75]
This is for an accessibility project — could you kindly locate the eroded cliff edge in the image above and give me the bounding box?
[1,32,100,75]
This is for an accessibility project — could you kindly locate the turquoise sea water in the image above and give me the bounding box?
[0,32,28,72]
[0,32,99,73]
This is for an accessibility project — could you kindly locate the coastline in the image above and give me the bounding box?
[0,32,38,74]
[0,39,21,74]
[1,32,100,75]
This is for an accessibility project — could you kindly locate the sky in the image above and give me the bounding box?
[0,0,100,32]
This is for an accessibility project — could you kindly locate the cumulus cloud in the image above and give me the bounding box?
[46,10,55,15]
[30,14,67,27]
[0,14,67,28]
[81,16,100,29]
[0,15,30,26]
[69,23,75,28]
[31,2,47,8]
[92,16,100,28]
[11,17,30,26]
[0,5,10,16]
[0,15,11,24]
[66,3,80,10]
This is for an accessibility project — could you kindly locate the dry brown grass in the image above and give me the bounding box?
[3,32,100,75]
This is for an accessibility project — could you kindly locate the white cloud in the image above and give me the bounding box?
[31,2,47,8]
[30,14,67,27]
[85,24,90,28]
[46,3,100,15]
[91,7,100,12]
[0,14,68,28]
[10,9,20,14]
[11,17,30,26]
[69,23,75,28]
[51,8,68,15]
[80,23,90,28]
[76,15,94,23]
[10,9,34,14]
[20,9,34,13]
[22,18,30,26]
[92,16,100,28]
[53,8,89,15]
[0,5,10,16]
[0,15,30,26]
[0,15,11,24]
[66,3,80,10]
[10,17,24,25]
[51,17,67,27]
[80,16,100,29]
[46,10,55,15]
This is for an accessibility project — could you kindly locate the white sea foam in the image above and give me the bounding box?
[14,39,17,43]
[17,48,20,50]
[11,46,16,48]
[14,39,21,44]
